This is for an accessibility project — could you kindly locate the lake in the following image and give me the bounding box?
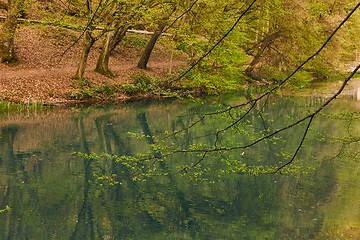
[0,89,359,239]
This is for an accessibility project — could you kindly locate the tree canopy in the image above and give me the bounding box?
[0,0,358,86]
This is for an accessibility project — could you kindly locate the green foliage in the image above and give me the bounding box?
[288,71,313,89]
[120,73,162,95]
[353,72,360,78]
[0,205,11,214]
[178,33,251,94]
[183,71,245,94]
[42,26,78,46]
[304,59,345,82]
[74,151,169,184]
[173,0,358,87]
[123,36,148,48]
[67,80,120,101]
[0,101,47,114]
[0,101,21,114]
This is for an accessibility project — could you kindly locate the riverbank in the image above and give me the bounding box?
[280,77,360,99]
[1,25,358,105]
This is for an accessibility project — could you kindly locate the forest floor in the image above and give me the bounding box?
[0,25,188,105]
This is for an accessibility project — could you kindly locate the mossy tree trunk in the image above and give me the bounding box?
[137,23,165,70]
[95,25,129,78]
[0,0,19,64]
[73,31,95,79]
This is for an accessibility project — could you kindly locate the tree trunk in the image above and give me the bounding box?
[95,26,129,78]
[0,0,18,63]
[244,31,282,80]
[95,31,115,77]
[137,23,165,70]
[244,50,264,80]
[73,31,95,79]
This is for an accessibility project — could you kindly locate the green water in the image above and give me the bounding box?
[0,94,359,239]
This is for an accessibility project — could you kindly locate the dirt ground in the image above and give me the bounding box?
[0,25,187,104]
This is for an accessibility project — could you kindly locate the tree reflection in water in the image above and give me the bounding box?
[0,95,359,239]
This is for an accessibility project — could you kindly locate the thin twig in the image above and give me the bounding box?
[274,115,314,173]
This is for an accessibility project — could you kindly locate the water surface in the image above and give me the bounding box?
[0,93,359,239]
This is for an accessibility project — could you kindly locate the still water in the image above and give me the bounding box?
[0,92,359,240]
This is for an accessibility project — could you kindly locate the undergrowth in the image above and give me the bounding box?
[0,101,48,114]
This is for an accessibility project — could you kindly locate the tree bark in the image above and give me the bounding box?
[95,25,129,78]
[244,49,265,80]
[244,31,281,80]
[0,0,18,63]
[137,23,165,70]
[73,31,95,79]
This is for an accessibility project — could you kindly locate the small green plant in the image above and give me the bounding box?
[123,36,147,48]
[67,83,120,101]
[288,71,313,89]
[0,205,11,214]
[181,70,246,95]
[0,101,17,113]
[132,73,153,85]
[0,101,47,114]
[120,73,162,95]
[92,84,118,96]
[120,83,138,95]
